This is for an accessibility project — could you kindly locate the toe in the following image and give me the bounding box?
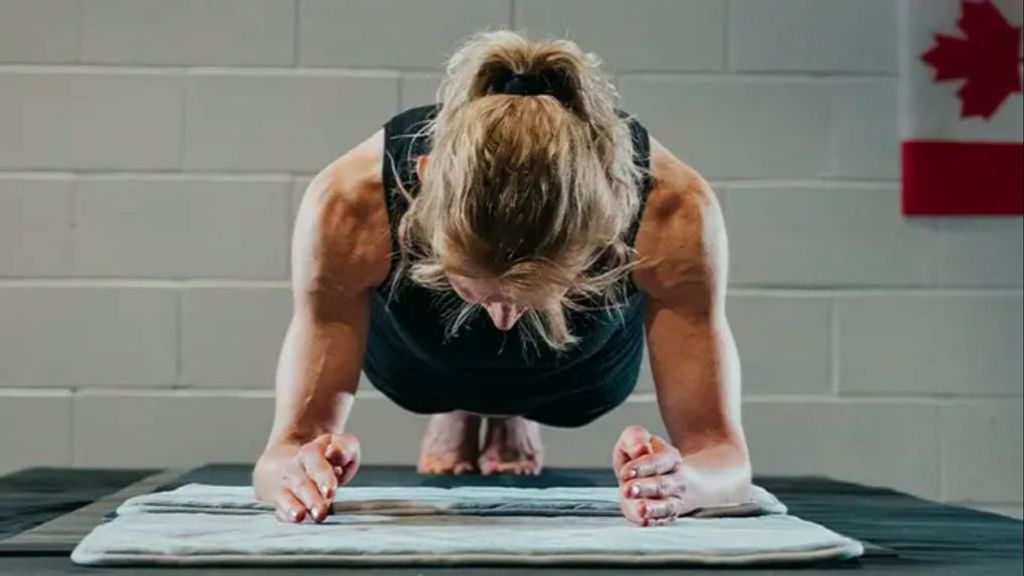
[478,458,499,476]
[500,461,523,474]
[418,458,446,475]
[452,462,476,475]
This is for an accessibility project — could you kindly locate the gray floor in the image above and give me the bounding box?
[1,465,1021,575]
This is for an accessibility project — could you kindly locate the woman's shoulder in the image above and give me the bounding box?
[293,131,393,294]
[631,136,726,301]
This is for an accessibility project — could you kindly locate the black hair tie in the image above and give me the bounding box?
[491,69,572,106]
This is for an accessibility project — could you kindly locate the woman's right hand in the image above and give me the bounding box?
[253,433,361,523]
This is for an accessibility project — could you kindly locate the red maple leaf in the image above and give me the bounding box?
[920,0,1023,120]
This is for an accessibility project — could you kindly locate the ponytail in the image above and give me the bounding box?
[392,29,645,351]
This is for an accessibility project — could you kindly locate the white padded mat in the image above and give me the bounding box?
[71,484,863,567]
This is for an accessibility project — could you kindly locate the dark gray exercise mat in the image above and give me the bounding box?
[0,468,157,542]
[0,465,1020,575]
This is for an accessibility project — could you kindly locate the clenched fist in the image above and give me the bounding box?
[253,433,361,523]
[613,425,697,526]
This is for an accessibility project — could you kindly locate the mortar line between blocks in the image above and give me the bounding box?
[0,386,117,393]
[0,170,296,180]
[0,279,291,288]
[71,388,278,398]
[3,173,905,187]
[0,64,897,79]
[1,280,1019,294]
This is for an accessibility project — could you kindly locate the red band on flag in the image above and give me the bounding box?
[902,140,1024,215]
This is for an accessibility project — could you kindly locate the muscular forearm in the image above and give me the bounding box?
[265,311,365,448]
[256,313,362,501]
[649,311,751,504]
[622,141,753,521]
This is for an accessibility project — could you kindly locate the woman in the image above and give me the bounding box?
[253,30,751,528]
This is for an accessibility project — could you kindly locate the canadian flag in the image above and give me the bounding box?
[901,0,1023,215]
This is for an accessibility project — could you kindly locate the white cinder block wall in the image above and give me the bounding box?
[1,0,1021,516]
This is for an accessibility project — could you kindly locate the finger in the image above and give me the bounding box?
[321,433,357,467]
[612,447,629,480]
[622,496,689,526]
[298,443,337,500]
[614,425,652,478]
[621,445,680,479]
[643,498,683,522]
[322,433,361,486]
[273,488,306,523]
[646,516,677,527]
[623,473,682,500]
[619,495,646,526]
[645,495,696,523]
[283,462,329,523]
[315,430,356,483]
[616,425,653,459]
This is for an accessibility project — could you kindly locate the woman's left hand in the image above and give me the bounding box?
[613,425,698,527]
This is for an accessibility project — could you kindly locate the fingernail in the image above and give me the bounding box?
[312,506,322,520]
[289,509,300,522]
[627,469,637,479]
[630,485,640,497]
[320,484,330,498]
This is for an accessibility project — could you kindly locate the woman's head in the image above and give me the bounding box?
[393,30,645,350]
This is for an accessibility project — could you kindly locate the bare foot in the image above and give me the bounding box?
[478,417,544,476]
[417,411,482,475]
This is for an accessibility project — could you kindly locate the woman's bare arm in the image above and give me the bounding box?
[617,136,751,524]
[266,131,390,446]
[254,130,391,520]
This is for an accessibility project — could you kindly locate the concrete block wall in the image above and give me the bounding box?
[1,0,1021,517]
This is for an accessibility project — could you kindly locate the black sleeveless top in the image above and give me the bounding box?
[363,103,653,428]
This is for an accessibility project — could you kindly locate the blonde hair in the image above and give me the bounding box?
[390,29,646,351]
